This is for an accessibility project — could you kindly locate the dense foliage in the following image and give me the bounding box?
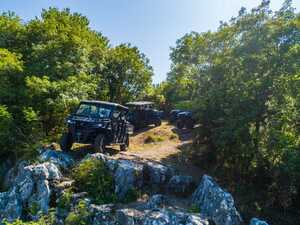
[167,0,300,220]
[0,8,153,159]
[72,159,116,204]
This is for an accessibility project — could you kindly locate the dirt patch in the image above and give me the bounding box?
[115,122,203,182]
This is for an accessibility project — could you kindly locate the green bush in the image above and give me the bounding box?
[65,200,91,225]
[144,134,164,143]
[0,105,14,157]
[72,159,116,204]
[4,209,56,224]
[57,189,73,211]
[122,188,140,204]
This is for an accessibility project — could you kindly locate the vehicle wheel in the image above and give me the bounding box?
[176,120,184,130]
[60,133,73,151]
[120,134,129,151]
[155,120,162,127]
[94,134,106,153]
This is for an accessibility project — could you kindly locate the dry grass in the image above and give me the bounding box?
[129,121,179,151]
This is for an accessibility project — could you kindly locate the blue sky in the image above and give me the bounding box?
[1,0,299,83]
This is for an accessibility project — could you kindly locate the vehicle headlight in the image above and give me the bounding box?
[96,123,106,128]
[67,119,75,124]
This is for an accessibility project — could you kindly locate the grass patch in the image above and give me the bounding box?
[144,134,165,143]
[65,200,92,225]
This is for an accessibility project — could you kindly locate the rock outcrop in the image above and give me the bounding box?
[0,161,62,221]
[0,150,269,225]
[116,207,209,225]
[39,149,75,170]
[250,218,269,225]
[114,160,144,199]
[83,153,174,199]
[192,175,243,225]
[167,175,195,196]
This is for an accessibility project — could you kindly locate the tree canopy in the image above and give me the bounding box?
[166,0,300,218]
[0,8,153,158]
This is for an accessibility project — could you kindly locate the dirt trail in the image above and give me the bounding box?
[113,122,203,182]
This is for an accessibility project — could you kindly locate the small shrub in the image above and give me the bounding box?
[72,159,116,204]
[57,189,73,211]
[4,209,56,224]
[144,134,164,143]
[65,200,91,225]
[28,202,40,216]
[122,188,140,203]
[187,204,199,213]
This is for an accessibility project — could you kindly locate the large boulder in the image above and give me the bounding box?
[39,149,75,170]
[167,175,195,196]
[0,162,62,222]
[250,218,269,225]
[146,194,166,209]
[192,175,243,225]
[116,208,209,225]
[114,160,144,199]
[0,188,22,222]
[83,154,143,200]
[90,204,116,225]
[144,161,174,186]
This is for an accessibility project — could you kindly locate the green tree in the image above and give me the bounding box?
[102,44,153,103]
[168,0,300,213]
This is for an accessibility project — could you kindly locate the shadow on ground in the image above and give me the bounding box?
[69,145,119,160]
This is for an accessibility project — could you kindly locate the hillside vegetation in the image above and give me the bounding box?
[160,1,300,223]
[0,1,300,225]
[0,8,155,162]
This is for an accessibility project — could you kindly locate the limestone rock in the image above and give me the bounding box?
[114,160,144,199]
[250,218,269,225]
[192,175,243,225]
[167,175,195,196]
[144,161,173,186]
[146,194,166,209]
[116,208,209,225]
[39,149,75,170]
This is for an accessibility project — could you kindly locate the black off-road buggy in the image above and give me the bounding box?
[60,100,133,152]
[176,111,196,130]
[125,101,162,130]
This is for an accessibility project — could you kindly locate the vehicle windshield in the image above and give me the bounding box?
[75,103,112,118]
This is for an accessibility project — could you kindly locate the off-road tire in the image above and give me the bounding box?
[176,120,184,130]
[94,134,106,153]
[155,120,162,127]
[120,134,129,151]
[60,133,73,151]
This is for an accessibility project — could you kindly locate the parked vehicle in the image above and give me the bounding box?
[169,109,183,123]
[125,101,162,130]
[60,100,133,152]
[176,111,195,130]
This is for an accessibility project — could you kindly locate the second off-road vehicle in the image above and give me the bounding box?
[176,111,196,130]
[125,101,162,130]
[60,100,133,152]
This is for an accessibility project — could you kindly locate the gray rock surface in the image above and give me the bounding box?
[168,175,195,196]
[90,204,116,225]
[114,160,144,199]
[250,218,269,225]
[0,162,62,221]
[146,194,166,209]
[144,161,174,185]
[192,175,243,225]
[116,208,209,225]
[39,149,75,170]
